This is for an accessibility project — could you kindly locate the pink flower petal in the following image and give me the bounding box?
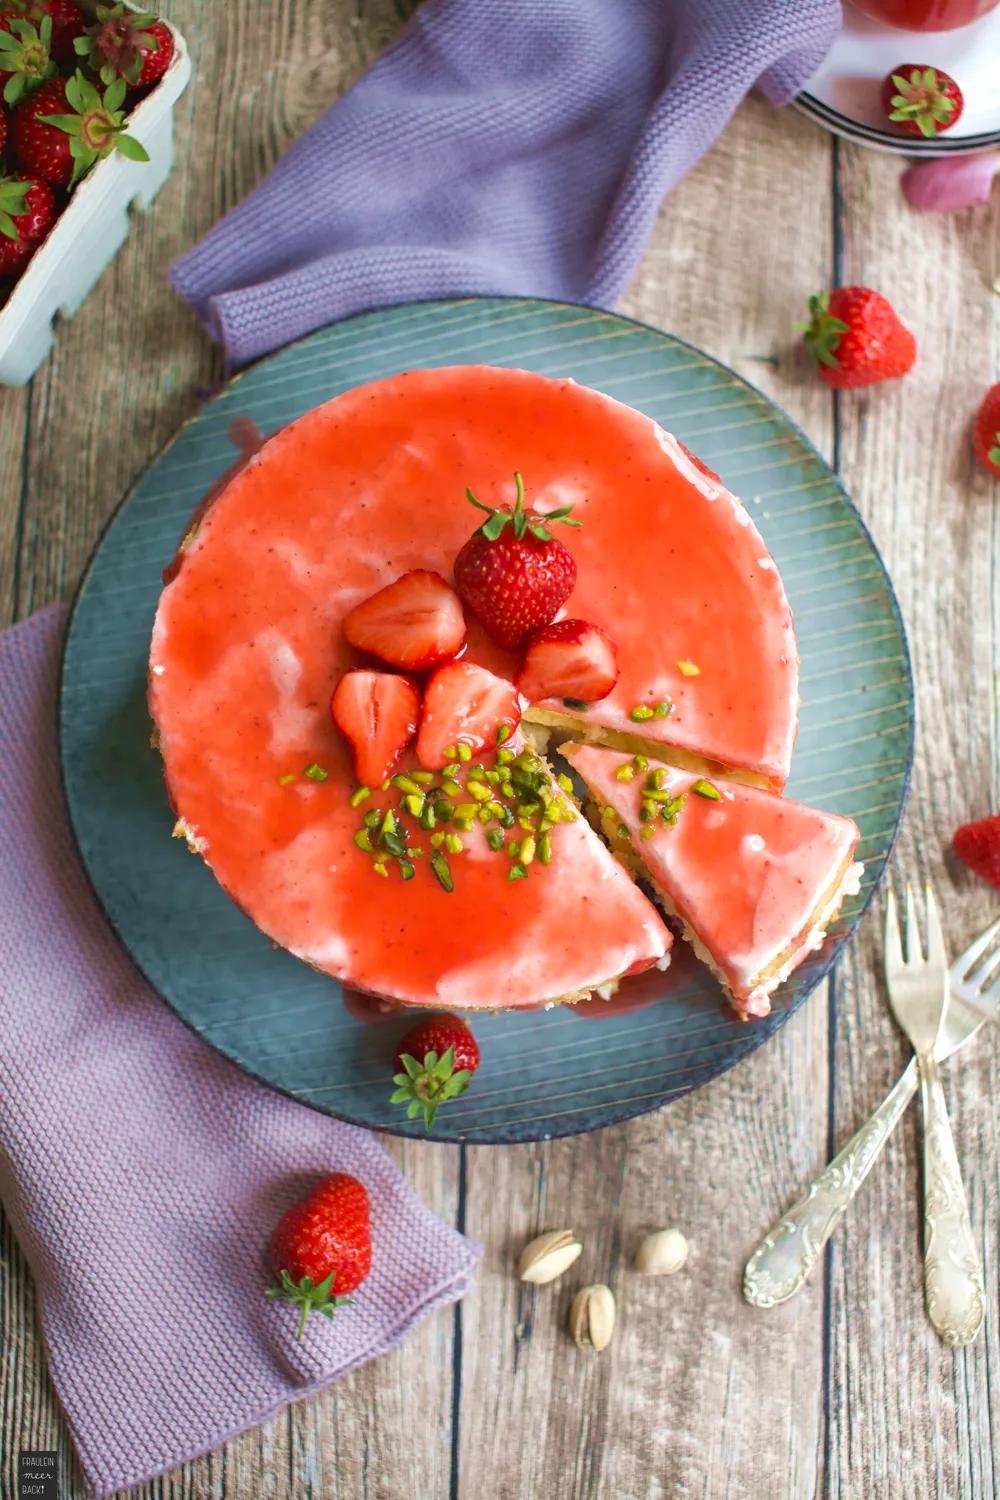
[902,152,1000,213]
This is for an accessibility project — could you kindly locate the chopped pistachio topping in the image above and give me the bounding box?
[632,755,648,771]
[661,794,686,826]
[304,762,329,782]
[349,785,371,806]
[348,743,575,892]
[508,864,528,882]
[692,778,723,801]
[653,699,674,719]
[614,764,635,783]
[278,772,297,786]
[391,773,420,795]
[677,659,700,677]
[456,743,473,762]
[496,723,512,744]
[443,746,458,762]
[629,704,654,722]
[640,825,655,842]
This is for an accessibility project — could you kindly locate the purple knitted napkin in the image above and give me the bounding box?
[0,606,480,1499]
[170,0,841,366]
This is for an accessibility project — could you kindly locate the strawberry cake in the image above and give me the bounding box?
[563,743,862,1018]
[149,363,851,1018]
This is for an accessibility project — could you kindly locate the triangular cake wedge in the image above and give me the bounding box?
[562,743,862,1019]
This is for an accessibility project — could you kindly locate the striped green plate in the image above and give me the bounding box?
[60,298,913,1144]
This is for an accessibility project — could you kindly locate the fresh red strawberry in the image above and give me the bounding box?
[343,569,465,672]
[953,814,1000,890]
[1,0,83,61]
[75,4,174,89]
[0,14,54,105]
[266,1173,371,1339]
[0,173,55,275]
[453,471,579,651]
[973,383,1000,478]
[881,64,963,139]
[517,618,619,705]
[416,660,520,770]
[12,69,148,186]
[799,287,916,390]
[331,668,420,789]
[391,1014,480,1127]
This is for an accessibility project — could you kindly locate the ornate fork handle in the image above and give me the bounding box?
[744,1060,919,1308]
[917,1052,985,1346]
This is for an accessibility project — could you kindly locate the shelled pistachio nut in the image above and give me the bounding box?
[635,1228,688,1276]
[517,1229,583,1285]
[568,1283,615,1351]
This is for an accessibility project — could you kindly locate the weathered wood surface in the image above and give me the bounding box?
[1,3,998,1497]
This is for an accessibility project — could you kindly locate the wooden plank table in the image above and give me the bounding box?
[2,4,998,1496]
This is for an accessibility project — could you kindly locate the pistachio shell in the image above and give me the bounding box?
[517,1229,583,1284]
[569,1283,615,1351]
[634,1227,688,1276]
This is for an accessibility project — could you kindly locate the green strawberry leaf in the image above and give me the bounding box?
[116,132,149,162]
[104,75,126,112]
[39,112,84,135]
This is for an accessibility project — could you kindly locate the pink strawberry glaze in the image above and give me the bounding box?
[563,743,861,1017]
[150,369,696,1010]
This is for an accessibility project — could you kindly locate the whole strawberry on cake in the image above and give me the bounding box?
[149,364,858,1018]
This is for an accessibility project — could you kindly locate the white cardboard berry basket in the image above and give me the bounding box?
[0,3,191,386]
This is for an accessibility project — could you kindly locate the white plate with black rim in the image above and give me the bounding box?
[796,2,1000,156]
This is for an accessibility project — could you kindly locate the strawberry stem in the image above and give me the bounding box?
[796,291,849,370]
[464,471,582,542]
[389,1045,473,1127]
[265,1268,352,1340]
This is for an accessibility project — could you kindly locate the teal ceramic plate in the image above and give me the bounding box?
[60,297,913,1144]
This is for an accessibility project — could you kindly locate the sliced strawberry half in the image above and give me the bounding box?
[517,619,619,705]
[343,569,465,672]
[331,669,421,788]
[416,661,520,770]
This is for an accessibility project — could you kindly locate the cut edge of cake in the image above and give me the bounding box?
[562,742,863,1020]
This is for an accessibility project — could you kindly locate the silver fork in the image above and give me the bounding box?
[885,884,985,1346]
[744,909,1000,1327]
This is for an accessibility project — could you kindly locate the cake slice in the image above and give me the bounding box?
[562,743,862,1019]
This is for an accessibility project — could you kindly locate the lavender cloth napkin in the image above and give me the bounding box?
[0,606,480,1499]
[170,0,841,367]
